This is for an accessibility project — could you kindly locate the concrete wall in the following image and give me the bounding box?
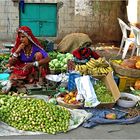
[0,0,128,44]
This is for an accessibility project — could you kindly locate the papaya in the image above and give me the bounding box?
[135,61,140,69]
[105,113,117,120]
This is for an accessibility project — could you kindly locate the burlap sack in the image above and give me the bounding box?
[57,33,92,53]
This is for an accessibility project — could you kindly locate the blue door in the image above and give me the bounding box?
[20,3,57,37]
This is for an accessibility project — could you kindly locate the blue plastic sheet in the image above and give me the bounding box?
[82,108,140,128]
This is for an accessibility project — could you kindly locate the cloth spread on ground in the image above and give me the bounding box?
[57,33,92,53]
[82,108,140,128]
[0,95,92,136]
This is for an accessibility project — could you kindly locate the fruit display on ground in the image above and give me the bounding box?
[0,95,71,134]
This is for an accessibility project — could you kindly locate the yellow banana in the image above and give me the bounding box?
[96,67,101,75]
[103,67,112,73]
[75,65,79,71]
[86,61,95,67]
[82,65,88,71]
[90,58,96,62]
[89,58,96,64]
[97,57,102,63]
[78,65,83,72]
[80,65,85,72]
[100,67,107,74]
[86,63,93,69]
[92,67,98,72]
[98,67,103,74]
[106,66,113,72]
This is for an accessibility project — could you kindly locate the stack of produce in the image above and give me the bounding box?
[56,91,83,109]
[111,56,140,70]
[7,91,27,97]
[48,51,58,60]
[0,95,71,134]
[110,56,140,78]
[0,53,10,72]
[58,91,79,104]
[49,52,73,73]
[75,57,113,75]
[94,80,114,103]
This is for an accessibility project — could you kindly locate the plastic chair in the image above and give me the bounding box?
[117,18,135,59]
[131,25,140,56]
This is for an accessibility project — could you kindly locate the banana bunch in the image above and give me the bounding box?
[92,66,113,75]
[86,57,113,76]
[74,57,113,76]
[75,64,88,75]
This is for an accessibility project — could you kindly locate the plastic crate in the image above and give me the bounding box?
[116,74,140,92]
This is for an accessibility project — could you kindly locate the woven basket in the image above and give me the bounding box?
[110,61,140,78]
[56,97,84,109]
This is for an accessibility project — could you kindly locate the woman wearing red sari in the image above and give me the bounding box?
[7,26,50,84]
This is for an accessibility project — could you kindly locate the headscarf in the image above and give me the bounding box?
[11,26,43,53]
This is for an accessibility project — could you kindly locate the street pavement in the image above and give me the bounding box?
[0,123,140,139]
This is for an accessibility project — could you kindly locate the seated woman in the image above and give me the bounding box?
[7,26,50,85]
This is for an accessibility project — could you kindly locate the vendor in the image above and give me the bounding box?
[6,26,50,85]
[72,42,100,61]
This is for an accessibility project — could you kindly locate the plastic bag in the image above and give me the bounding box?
[75,75,100,107]
[67,72,81,91]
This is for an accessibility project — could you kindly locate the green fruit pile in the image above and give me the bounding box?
[94,80,114,103]
[49,52,73,72]
[0,95,71,134]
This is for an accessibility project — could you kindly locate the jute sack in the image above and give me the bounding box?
[57,33,92,53]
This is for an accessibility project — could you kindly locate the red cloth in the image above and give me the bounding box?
[11,26,43,53]
[72,47,100,60]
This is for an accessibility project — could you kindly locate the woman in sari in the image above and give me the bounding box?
[7,26,50,84]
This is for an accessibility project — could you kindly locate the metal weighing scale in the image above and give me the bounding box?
[25,79,60,96]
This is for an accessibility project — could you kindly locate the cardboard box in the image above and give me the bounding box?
[96,72,120,108]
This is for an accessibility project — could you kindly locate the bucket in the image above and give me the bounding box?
[0,73,10,81]
[68,73,81,91]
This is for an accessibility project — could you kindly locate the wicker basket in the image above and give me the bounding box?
[56,97,84,109]
[110,61,140,78]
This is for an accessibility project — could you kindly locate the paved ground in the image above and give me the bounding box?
[0,123,140,140]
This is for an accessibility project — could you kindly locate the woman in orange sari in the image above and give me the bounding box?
[7,26,50,84]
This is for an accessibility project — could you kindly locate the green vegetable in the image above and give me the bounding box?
[0,95,71,134]
[94,80,114,103]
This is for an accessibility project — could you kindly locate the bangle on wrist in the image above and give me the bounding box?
[12,52,18,58]
[33,61,39,67]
